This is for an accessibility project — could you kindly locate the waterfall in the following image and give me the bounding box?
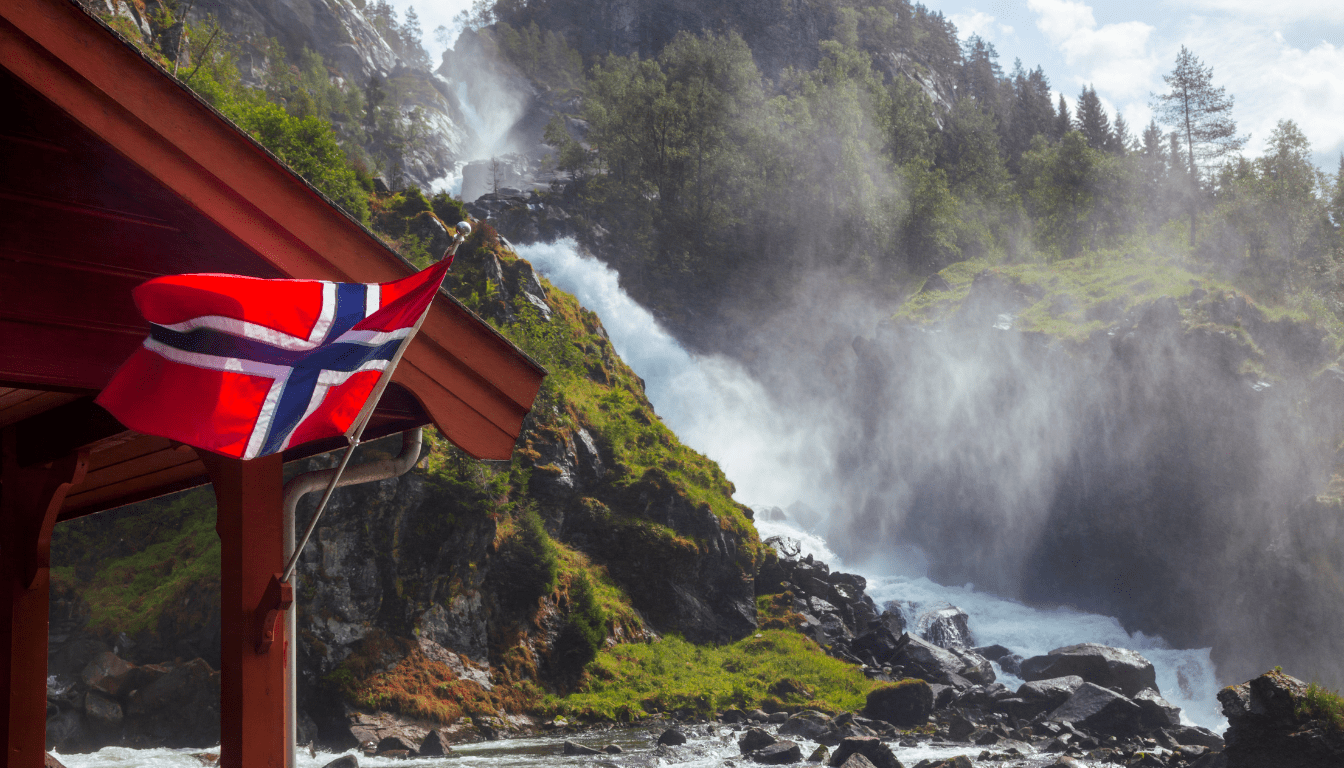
[516,238,1227,732]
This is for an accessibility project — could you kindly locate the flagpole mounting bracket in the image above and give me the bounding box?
[255,572,293,654]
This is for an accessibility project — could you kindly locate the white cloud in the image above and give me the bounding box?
[1182,0,1344,25]
[950,10,1016,44]
[1028,0,1159,101]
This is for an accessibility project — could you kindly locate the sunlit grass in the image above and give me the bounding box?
[546,630,875,722]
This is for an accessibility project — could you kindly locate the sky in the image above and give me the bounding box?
[389,0,1344,171]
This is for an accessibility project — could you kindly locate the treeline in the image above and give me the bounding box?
[491,1,1344,320]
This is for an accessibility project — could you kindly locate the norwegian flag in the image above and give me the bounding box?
[96,260,451,460]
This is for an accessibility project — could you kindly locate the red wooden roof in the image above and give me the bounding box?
[0,0,545,519]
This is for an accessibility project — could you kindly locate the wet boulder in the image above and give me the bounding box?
[852,624,903,667]
[893,633,980,688]
[81,651,135,697]
[1016,675,1085,715]
[563,740,601,755]
[1019,644,1157,697]
[1045,682,1143,737]
[864,680,933,727]
[418,729,452,756]
[918,606,973,650]
[827,736,903,768]
[779,710,834,741]
[1132,688,1181,730]
[751,741,803,764]
[1219,669,1344,768]
[973,645,1022,675]
[739,727,777,754]
[657,727,688,746]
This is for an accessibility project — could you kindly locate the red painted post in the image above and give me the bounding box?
[1,429,86,768]
[203,451,288,768]
[0,567,51,768]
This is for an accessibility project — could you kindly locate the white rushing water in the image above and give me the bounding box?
[516,238,1227,733]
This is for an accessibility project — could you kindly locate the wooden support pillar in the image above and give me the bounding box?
[202,451,288,768]
[0,429,86,768]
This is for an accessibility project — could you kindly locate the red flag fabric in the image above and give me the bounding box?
[96,260,451,459]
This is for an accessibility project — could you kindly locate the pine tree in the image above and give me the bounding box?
[1006,61,1054,167]
[1076,85,1112,152]
[1151,45,1247,244]
[1112,113,1132,155]
[958,36,1006,121]
[1052,94,1071,141]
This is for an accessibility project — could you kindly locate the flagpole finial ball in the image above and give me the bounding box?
[456,221,471,237]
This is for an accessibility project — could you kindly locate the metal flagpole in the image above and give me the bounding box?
[279,246,456,584]
[280,232,464,767]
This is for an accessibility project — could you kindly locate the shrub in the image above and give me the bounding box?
[492,506,559,613]
[552,572,606,676]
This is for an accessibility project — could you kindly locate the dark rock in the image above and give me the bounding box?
[81,651,135,696]
[563,740,601,755]
[767,711,789,724]
[951,649,995,685]
[839,754,877,768]
[320,757,358,768]
[864,680,933,727]
[1132,688,1181,730]
[808,744,830,763]
[853,625,903,666]
[945,713,976,742]
[45,709,85,752]
[1045,682,1143,737]
[747,708,771,722]
[739,727,778,754]
[1167,724,1224,749]
[657,727,688,746]
[780,711,833,741]
[122,657,220,748]
[417,729,452,756]
[1019,644,1157,697]
[1219,669,1344,768]
[84,690,123,726]
[821,720,879,745]
[918,606,973,650]
[751,741,803,764]
[721,708,748,723]
[603,745,623,754]
[1017,675,1086,712]
[927,684,955,709]
[45,754,70,768]
[892,633,979,687]
[376,735,417,755]
[971,645,1012,663]
[827,736,902,768]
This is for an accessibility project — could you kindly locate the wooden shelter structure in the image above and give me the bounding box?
[0,1,546,765]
